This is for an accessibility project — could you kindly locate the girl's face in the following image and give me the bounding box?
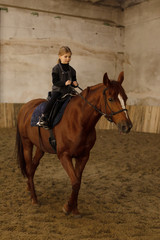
[59,52,71,64]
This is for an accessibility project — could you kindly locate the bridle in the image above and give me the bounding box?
[102,87,128,122]
[76,86,128,122]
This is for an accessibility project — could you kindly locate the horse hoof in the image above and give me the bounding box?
[62,203,73,216]
[62,205,71,215]
[31,198,38,205]
[62,204,81,217]
[72,209,82,218]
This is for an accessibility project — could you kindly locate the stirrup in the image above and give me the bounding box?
[36,121,48,128]
[36,116,49,129]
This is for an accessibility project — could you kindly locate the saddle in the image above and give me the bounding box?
[31,94,73,128]
[47,93,72,129]
[31,92,76,153]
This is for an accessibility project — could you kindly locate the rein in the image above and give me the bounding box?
[76,85,128,122]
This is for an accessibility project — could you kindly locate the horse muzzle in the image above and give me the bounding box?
[117,120,133,134]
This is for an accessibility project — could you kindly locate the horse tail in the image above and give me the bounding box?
[15,125,27,177]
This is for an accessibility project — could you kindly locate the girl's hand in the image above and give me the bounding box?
[72,81,78,87]
[65,80,72,86]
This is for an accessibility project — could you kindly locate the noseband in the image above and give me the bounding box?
[77,86,128,122]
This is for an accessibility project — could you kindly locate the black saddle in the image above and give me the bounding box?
[47,92,75,129]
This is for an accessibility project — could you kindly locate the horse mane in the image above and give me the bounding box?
[81,84,102,97]
[82,86,90,98]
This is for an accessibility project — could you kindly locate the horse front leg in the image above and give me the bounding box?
[59,152,81,216]
[59,152,89,216]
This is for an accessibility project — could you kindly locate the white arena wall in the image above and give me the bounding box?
[0,0,123,102]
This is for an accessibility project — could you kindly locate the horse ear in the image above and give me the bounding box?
[103,72,110,86]
[117,71,124,84]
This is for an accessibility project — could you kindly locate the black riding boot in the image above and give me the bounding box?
[36,91,61,129]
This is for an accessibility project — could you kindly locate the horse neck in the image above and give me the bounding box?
[78,85,103,130]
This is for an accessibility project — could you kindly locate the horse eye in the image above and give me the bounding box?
[108,98,113,102]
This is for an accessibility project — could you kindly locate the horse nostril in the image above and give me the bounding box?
[126,122,133,133]
[122,125,127,132]
[118,121,132,133]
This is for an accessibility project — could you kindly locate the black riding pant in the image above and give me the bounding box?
[43,91,61,116]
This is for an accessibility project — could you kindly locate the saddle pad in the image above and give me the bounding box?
[31,98,71,128]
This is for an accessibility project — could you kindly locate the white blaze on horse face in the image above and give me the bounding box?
[118,94,128,119]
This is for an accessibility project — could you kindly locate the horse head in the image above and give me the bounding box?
[102,72,132,133]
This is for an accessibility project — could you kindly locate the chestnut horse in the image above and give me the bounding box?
[16,72,132,216]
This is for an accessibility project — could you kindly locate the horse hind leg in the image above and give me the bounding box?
[23,142,44,204]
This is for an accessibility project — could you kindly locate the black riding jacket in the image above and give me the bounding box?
[52,62,77,94]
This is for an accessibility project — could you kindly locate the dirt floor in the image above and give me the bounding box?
[0,128,160,240]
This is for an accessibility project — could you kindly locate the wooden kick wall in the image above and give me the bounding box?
[0,103,160,134]
[0,103,23,128]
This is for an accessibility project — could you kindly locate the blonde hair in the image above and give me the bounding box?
[57,46,72,63]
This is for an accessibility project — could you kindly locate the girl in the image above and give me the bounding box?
[37,46,78,128]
